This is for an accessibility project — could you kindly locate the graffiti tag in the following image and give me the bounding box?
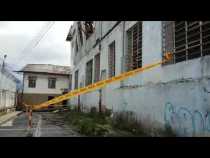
[164,102,210,136]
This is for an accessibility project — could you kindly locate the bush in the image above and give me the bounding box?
[77,119,111,136]
[90,107,97,114]
[103,108,112,117]
[112,111,147,136]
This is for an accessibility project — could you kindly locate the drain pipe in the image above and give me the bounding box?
[99,21,102,113]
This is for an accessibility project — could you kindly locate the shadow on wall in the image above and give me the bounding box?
[164,102,210,136]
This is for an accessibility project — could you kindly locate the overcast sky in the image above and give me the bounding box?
[0,21,73,73]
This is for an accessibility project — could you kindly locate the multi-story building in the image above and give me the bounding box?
[66,21,210,136]
[17,64,71,105]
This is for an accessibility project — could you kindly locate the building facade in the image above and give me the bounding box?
[18,64,71,105]
[0,65,18,112]
[66,21,210,136]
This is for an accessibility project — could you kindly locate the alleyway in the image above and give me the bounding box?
[0,112,81,137]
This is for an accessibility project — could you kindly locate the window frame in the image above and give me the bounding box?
[108,41,116,77]
[162,21,210,64]
[125,22,142,71]
[28,76,37,88]
[85,59,93,86]
[48,77,56,89]
[74,70,79,89]
[94,53,100,82]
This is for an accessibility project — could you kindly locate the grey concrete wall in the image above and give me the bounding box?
[68,21,210,136]
[22,93,60,105]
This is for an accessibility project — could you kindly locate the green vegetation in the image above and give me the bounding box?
[59,109,112,136]
[56,106,176,137]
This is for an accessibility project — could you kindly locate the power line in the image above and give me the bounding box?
[17,22,55,65]
[18,22,54,60]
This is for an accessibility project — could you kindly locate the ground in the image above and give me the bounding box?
[0,112,81,137]
[0,110,175,137]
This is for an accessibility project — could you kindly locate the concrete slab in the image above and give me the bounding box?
[0,111,22,125]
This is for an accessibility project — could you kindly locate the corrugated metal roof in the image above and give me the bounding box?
[18,64,71,75]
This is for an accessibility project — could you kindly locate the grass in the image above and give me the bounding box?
[56,107,176,137]
[59,110,113,136]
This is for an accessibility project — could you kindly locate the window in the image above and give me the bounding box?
[75,37,78,54]
[108,41,115,77]
[48,78,56,89]
[86,59,93,86]
[69,74,72,90]
[84,21,95,39]
[94,53,100,82]
[163,21,210,64]
[78,21,83,46]
[126,22,142,71]
[74,70,79,89]
[28,76,36,88]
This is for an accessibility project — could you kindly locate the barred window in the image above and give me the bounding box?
[94,53,100,82]
[126,22,142,71]
[74,70,79,89]
[48,78,56,89]
[28,76,36,88]
[86,59,93,86]
[108,41,115,77]
[69,74,72,90]
[163,21,210,64]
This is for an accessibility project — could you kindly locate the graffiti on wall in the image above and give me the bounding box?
[164,102,210,136]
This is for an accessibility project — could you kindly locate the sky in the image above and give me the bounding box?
[0,21,73,74]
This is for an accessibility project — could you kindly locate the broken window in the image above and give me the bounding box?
[84,21,94,39]
[126,22,142,71]
[78,21,83,46]
[28,76,36,88]
[94,53,100,82]
[48,78,56,89]
[162,21,210,64]
[74,70,79,89]
[108,41,116,77]
[86,59,93,86]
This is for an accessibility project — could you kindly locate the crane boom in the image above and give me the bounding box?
[24,52,173,111]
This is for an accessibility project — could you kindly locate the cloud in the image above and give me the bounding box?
[0,21,73,72]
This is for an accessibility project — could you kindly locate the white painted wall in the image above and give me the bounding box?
[23,73,69,94]
[0,68,17,109]
[68,21,210,136]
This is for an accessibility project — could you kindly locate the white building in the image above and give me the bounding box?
[18,64,71,105]
[0,65,18,112]
[66,21,210,136]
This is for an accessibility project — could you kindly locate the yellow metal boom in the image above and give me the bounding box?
[24,52,173,111]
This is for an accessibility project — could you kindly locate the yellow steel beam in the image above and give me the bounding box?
[25,52,173,110]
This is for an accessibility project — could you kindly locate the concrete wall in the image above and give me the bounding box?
[0,68,17,110]
[22,93,60,105]
[23,73,69,94]
[68,21,210,136]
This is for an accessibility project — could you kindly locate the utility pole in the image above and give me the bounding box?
[1,54,7,72]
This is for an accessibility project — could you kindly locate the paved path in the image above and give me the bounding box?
[34,112,81,137]
[0,111,22,125]
[0,112,81,137]
[0,112,39,137]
